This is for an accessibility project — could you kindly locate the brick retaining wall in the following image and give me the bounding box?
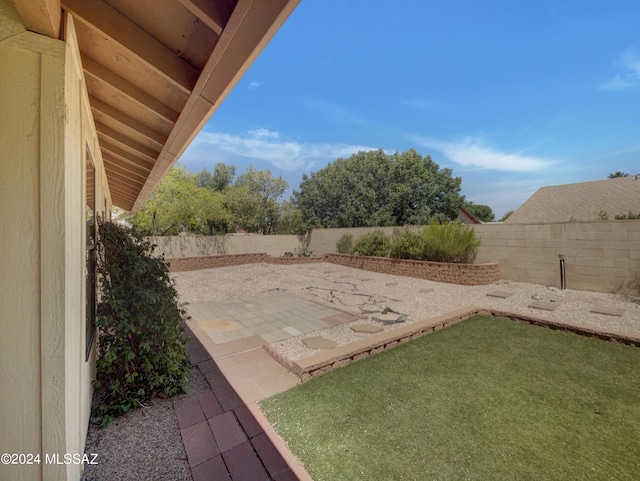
[323,253,501,285]
[167,253,500,285]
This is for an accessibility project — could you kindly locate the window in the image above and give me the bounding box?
[85,148,97,360]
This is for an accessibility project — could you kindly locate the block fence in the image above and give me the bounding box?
[307,220,640,293]
[166,252,500,286]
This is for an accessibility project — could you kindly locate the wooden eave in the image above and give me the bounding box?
[12,0,300,211]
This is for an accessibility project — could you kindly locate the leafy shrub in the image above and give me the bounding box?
[421,220,481,263]
[352,230,391,257]
[389,227,424,259]
[615,211,640,220]
[93,219,190,426]
[336,234,354,254]
[293,245,316,257]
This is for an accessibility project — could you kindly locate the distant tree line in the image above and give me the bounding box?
[130,148,496,235]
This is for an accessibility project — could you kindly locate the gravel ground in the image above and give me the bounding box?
[173,262,640,362]
[82,366,209,481]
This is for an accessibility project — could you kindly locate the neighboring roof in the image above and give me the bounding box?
[13,0,300,211]
[506,176,640,224]
[457,206,482,224]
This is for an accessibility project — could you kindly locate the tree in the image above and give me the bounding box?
[227,165,288,234]
[130,166,200,235]
[465,202,495,222]
[293,148,464,229]
[196,163,236,191]
[608,171,630,178]
[499,210,514,222]
[194,188,231,235]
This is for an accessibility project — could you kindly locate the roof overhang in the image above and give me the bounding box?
[12,0,300,211]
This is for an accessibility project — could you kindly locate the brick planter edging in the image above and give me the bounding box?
[266,307,640,382]
[167,252,501,286]
[323,253,501,285]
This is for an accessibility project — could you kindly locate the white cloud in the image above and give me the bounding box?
[183,129,378,172]
[410,136,551,172]
[599,45,640,90]
[248,81,264,90]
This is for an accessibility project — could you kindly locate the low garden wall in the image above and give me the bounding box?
[324,253,501,285]
[168,252,501,285]
[167,253,324,272]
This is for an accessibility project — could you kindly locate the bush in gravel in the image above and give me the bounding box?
[389,227,424,260]
[93,218,190,427]
[352,230,391,257]
[421,220,480,263]
[336,233,354,254]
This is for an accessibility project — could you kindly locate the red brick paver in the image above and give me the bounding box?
[176,327,301,481]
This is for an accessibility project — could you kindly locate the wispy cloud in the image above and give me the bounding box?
[183,129,378,172]
[410,136,552,172]
[599,45,640,90]
[248,81,264,90]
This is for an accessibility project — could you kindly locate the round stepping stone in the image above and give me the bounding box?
[385,282,398,286]
[351,324,383,334]
[303,336,337,350]
[486,290,514,299]
[419,288,434,293]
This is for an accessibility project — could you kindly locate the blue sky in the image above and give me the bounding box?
[179,1,640,219]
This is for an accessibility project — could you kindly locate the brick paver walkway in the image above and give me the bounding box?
[175,332,300,481]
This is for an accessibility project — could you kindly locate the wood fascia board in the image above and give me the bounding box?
[61,0,199,93]
[177,0,234,35]
[131,0,300,212]
[12,0,61,38]
[95,121,159,162]
[89,95,167,148]
[81,54,179,123]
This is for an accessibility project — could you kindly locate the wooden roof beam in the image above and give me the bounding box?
[108,183,138,203]
[95,122,160,163]
[104,162,148,185]
[82,55,180,124]
[61,0,199,93]
[102,153,152,180]
[90,96,167,149]
[177,0,234,35]
[105,168,145,189]
[100,140,154,172]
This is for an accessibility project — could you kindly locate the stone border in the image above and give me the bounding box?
[168,252,501,286]
[263,307,640,382]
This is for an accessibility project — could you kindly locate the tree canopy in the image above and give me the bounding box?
[608,171,630,178]
[292,149,464,229]
[130,164,295,235]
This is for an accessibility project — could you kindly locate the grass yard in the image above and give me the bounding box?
[261,315,640,481]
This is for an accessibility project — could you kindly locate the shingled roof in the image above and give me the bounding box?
[506,176,640,224]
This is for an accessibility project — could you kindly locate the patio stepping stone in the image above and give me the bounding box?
[283,326,303,336]
[385,282,399,286]
[528,300,559,312]
[351,324,383,334]
[589,305,624,317]
[303,336,337,350]
[486,290,514,299]
[419,288,434,293]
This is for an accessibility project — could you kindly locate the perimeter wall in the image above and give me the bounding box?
[307,221,640,294]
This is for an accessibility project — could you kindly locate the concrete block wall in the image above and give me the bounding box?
[473,220,640,293]
[307,221,640,294]
[147,234,302,259]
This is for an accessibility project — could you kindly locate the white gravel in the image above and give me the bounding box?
[173,262,640,362]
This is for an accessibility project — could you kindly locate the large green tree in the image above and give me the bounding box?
[195,163,236,191]
[293,149,464,229]
[227,165,288,234]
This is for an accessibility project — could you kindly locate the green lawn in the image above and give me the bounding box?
[261,315,640,481]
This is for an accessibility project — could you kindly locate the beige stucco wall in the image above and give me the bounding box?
[0,9,105,481]
[307,222,640,294]
[147,234,304,258]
